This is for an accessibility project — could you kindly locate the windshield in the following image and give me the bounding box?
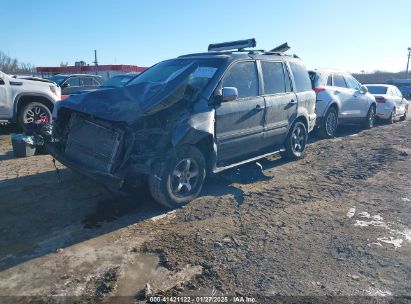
[366,86,388,94]
[102,75,135,88]
[48,75,67,85]
[128,58,222,98]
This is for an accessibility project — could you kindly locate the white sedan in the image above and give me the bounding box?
[365,84,408,123]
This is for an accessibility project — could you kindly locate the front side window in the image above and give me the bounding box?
[333,74,347,88]
[289,62,312,92]
[65,77,79,87]
[344,76,361,90]
[261,61,286,95]
[222,61,258,99]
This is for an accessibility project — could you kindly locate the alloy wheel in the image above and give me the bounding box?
[171,158,200,198]
[291,125,306,153]
[325,111,338,136]
[24,106,50,124]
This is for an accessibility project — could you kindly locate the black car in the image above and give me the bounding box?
[48,74,103,96]
[43,39,317,208]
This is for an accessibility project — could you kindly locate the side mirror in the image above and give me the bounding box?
[222,87,238,102]
[360,85,368,94]
[62,83,70,88]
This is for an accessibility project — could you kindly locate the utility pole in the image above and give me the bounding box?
[93,50,98,66]
[406,47,411,79]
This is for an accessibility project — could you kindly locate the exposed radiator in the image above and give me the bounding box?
[64,114,123,173]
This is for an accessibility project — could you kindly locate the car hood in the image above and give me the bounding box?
[55,63,197,124]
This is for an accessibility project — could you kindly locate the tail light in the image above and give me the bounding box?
[375,97,386,103]
[314,87,325,93]
[61,95,70,100]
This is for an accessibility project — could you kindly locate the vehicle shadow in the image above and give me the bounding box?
[0,168,167,272]
[0,124,20,135]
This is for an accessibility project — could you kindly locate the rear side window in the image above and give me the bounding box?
[80,77,95,86]
[333,74,347,88]
[289,62,312,92]
[261,61,286,94]
[222,61,258,99]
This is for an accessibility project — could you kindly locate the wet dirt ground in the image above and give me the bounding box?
[0,119,410,303]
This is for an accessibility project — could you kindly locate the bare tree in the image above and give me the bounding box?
[0,50,35,74]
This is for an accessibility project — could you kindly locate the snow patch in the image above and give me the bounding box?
[358,212,370,218]
[377,237,403,249]
[366,288,392,297]
[346,207,356,218]
[401,197,410,202]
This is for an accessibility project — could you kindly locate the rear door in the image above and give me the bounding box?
[80,76,98,90]
[215,60,266,164]
[260,60,296,146]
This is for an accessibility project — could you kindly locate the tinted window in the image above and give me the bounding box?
[261,61,286,94]
[327,75,333,86]
[289,62,312,92]
[366,86,387,94]
[344,76,361,90]
[333,74,347,88]
[81,77,95,86]
[65,77,79,86]
[222,61,258,98]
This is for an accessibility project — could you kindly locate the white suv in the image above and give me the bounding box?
[309,69,376,138]
[0,71,61,128]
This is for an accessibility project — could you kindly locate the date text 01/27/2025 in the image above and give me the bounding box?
[148,296,257,303]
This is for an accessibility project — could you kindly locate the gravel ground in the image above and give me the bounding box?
[0,119,410,304]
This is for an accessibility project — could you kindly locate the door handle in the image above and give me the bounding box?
[290,99,297,104]
[255,104,263,110]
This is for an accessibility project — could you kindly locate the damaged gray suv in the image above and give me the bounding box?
[42,39,316,207]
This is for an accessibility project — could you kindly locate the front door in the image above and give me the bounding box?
[215,61,265,165]
[0,75,10,118]
[344,74,369,118]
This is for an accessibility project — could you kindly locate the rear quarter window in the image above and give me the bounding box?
[289,62,312,92]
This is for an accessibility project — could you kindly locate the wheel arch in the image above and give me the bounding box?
[13,93,55,122]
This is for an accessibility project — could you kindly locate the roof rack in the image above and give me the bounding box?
[208,38,256,52]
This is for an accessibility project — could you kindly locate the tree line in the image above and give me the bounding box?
[0,51,35,74]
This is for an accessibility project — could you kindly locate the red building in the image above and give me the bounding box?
[36,64,148,79]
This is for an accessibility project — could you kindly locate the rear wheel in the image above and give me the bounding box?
[318,107,338,138]
[400,106,408,121]
[18,102,52,130]
[387,108,396,124]
[363,105,376,129]
[148,145,206,208]
[282,120,307,160]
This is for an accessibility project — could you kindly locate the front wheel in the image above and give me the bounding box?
[363,105,376,129]
[282,121,307,160]
[148,145,206,208]
[18,102,52,130]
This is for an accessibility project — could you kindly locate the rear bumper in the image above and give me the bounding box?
[376,104,393,119]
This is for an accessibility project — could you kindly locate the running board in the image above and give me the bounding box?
[212,149,285,174]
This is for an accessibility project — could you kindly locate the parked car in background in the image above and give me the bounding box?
[40,39,316,208]
[101,74,137,88]
[365,84,408,123]
[0,71,61,128]
[48,74,103,98]
[309,69,376,138]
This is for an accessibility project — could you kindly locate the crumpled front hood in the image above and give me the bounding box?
[55,63,197,124]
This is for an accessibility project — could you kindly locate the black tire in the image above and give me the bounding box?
[18,102,52,130]
[387,108,396,124]
[318,107,338,138]
[400,107,408,121]
[148,145,206,208]
[363,105,376,129]
[282,120,307,160]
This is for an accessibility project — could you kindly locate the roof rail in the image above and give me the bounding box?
[208,38,256,52]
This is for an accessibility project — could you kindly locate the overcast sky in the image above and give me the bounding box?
[1,0,410,73]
